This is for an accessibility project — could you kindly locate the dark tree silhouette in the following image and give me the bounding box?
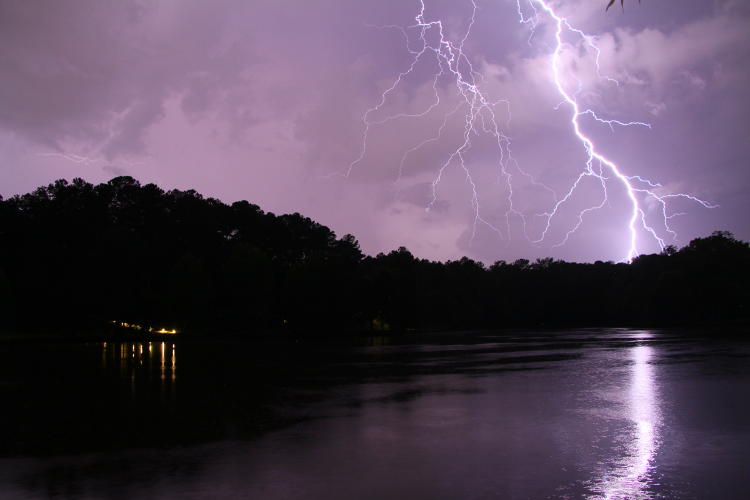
[0,178,747,337]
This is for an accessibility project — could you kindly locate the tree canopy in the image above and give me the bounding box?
[0,177,747,336]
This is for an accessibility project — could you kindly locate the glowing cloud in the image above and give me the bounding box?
[349,0,716,261]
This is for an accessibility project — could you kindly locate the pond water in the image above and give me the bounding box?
[0,329,748,499]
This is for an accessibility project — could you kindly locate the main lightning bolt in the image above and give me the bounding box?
[524,0,715,261]
[349,0,715,261]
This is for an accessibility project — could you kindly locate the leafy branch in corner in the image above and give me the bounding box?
[606,0,641,11]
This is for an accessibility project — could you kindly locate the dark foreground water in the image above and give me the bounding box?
[0,329,748,499]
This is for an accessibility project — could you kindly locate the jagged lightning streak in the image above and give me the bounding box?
[349,0,715,261]
[35,106,148,176]
[524,0,715,260]
[349,0,535,243]
[37,152,144,167]
[36,151,147,176]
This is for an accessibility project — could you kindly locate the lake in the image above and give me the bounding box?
[0,329,748,499]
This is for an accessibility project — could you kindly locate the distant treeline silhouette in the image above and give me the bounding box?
[0,177,747,336]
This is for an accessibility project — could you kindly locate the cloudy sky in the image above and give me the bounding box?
[1,0,748,263]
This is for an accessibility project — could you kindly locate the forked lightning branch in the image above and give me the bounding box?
[348,0,715,261]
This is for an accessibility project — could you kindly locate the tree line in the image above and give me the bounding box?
[0,177,747,336]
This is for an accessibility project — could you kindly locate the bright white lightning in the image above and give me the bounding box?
[349,0,715,261]
[526,0,715,261]
[349,0,528,243]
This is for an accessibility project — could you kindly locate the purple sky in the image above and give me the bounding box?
[1,0,748,263]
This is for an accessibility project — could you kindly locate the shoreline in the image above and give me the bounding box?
[2,321,748,344]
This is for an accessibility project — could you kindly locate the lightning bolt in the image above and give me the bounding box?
[36,105,148,175]
[524,0,715,261]
[349,0,715,262]
[36,151,147,173]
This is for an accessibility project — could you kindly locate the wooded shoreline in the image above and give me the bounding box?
[1,177,748,337]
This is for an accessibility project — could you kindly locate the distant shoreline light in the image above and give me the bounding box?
[111,320,178,335]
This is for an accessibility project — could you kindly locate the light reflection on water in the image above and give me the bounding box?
[1,330,749,500]
[101,340,177,389]
[591,342,661,499]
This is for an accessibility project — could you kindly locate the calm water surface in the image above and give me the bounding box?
[0,329,748,499]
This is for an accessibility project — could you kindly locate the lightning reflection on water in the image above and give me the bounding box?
[591,341,661,499]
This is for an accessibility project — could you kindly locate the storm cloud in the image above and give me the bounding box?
[1,0,748,262]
